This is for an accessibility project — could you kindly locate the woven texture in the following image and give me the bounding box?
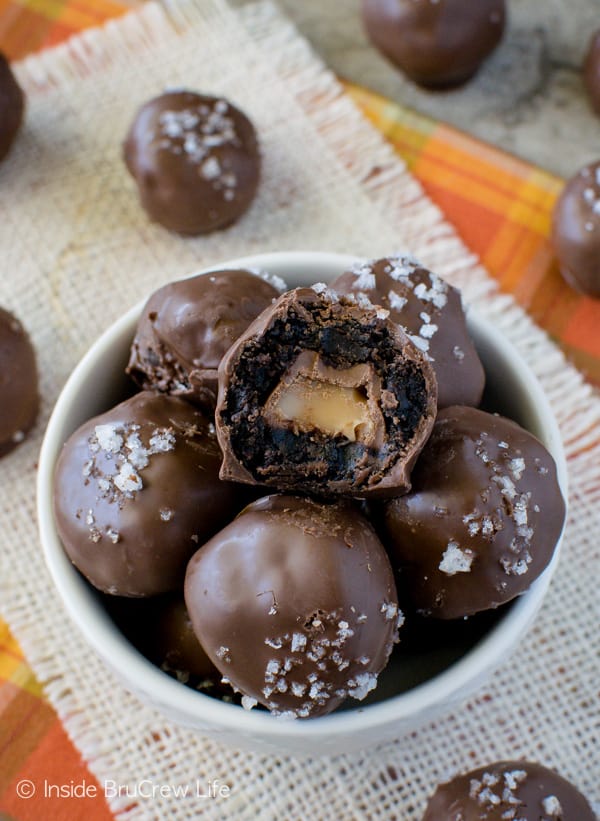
[0,1,598,819]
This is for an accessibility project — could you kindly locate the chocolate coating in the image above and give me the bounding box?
[0,53,24,163]
[332,255,485,408]
[583,30,600,116]
[54,391,242,596]
[422,760,596,821]
[0,307,38,456]
[381,406,566,619]
[124,91,260,235]
[185,494,401,718]
[551,161,600,298]
[127,269,283,408]
[362,0,506,89]
[216,285,437,498]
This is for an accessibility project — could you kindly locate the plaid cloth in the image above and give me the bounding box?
[0,4,598,820]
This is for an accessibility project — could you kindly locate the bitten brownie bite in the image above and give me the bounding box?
[421,760,596,821]
[332,254,484,408]
[124,91,260,235]
[551,161,600,298]
[361,0,506,89]
[53,391,241,596]
[184,494,402,718]
[0,307,38,456]
[381,406,565,619]
[216,285,437,498]
[127,268,284,408]
[0,53,24,163]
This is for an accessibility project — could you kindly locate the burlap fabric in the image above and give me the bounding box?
[0,0,598,817]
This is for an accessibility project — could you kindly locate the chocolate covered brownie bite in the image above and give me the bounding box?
[127,268,284,409]
[54,391,241,596]
[0,307,38,456]
[185,494,402,718]
[362,0,506,89]
[124,91,260,235]
[422,760,596,820]
[216,285,437,498]
[551,161,600,298]
[381,406,566,619]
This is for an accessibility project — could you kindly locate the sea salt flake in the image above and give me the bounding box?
[106,527,120,544]
[352,265,376,290]
[114,461,143,494]
[493,474,517,500]
[413,274,448,309]
[409,334,429,353]
[347,672,378,700]
[159,508,174,522]
[265,637,283,649]
[291,633,307,652]
[583,187,596,204]
[308,681,326,700]
[216,646,230,661]
[513,495,529,527]
[265,660,280,677]
[241,695,257,710]
[542,795,563,817]
[380,602,398,620]
[479,787,501,806]
[355,292,374,309]
[201,157,221,180]
[95,424,123,454]
[97,477,111,495]
[508,457,526,480]
[388,290,408,311]
[419,322,438,339]
[439,541,474,575]
[504,770,527,788]
[149,429,176,453]
[125,431,149,470]
[291,681,306,697]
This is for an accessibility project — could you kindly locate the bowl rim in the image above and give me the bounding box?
[37,250,568,742]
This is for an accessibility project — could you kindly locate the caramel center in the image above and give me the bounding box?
[263,351,383,445]
[273,376,371,442]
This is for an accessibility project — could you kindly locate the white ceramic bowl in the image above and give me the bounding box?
[37,251,568,757]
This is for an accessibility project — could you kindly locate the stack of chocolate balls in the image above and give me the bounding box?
[53,255,566,719]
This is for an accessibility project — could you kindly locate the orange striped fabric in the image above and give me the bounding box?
[0,4,598,821]
[0,0,134,60]
[345,82,600,386]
